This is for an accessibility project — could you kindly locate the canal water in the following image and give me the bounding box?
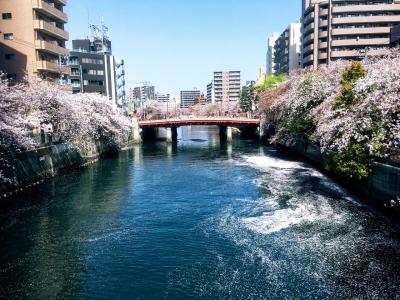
[0,126,399,299]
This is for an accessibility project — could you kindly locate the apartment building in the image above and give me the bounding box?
[302,0,400,68]
[266,32,279,75]
[207,71,241,104]
[134,84,155,102]
[70,38,126,107]
[180,90,201,108]
[196,93,207,106]
[156,93,170,102]
[207,82,213,104]
[0,0,70,81]
[274,23,302,75]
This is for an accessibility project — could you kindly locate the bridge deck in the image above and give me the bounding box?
[138,118,259,128]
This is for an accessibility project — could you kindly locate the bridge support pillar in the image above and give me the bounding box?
[226,127,233,142]
[219,126,233,142]
[132,118,142,144]
[258,125,264,141]
[166,127,178,143]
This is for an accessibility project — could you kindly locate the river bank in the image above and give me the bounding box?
[260,122,400,221]
[0,141,128,199]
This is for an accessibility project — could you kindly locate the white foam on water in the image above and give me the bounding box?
[242,204,320,235]
[242,155,307,171]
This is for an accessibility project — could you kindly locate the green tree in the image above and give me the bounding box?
[254,74,286,94]
[334,61,367,109]
[240,85,253,112]
[329,61,377,179]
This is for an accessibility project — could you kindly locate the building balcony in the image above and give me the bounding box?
[303,23,314,34]
[332,15,400,25]
[303,12,314,25]
[69,60,80,66]
[33,20,68,41]
[332,27,391,36]
[331,38,390,47]
[303,33,314,44]
[319,20,328,27]
[303,43,314,54]
[36,60,71,75]
[54,0,67,6]
[319,52,327,60]
[332,4,400,14]
[330,48,390,59]
[303,54,314,65]
[319,30,328,38]
[319,8,328,16]
[35,40,69,56]
[32,0,68,23]
[319,41,328,49]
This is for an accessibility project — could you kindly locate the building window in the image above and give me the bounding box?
[87,69,105,75]
[2,13,12,20]
[88,80,104,86]
[82,58,104,65]
[5,53,15,60]
[3,33,13,40]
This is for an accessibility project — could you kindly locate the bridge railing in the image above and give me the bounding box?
[136,112,259,121]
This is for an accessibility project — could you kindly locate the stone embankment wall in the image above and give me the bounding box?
[0,141,124,197]
[260,121,400,216]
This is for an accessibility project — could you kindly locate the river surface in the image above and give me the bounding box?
[0,126,399,299]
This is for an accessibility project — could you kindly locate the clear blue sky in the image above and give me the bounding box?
[65,0,301,95]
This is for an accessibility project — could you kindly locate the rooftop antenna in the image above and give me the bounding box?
[89,17,110,53]
[86,6,90,39]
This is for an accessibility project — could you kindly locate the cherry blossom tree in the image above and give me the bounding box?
[0,75,132,183]
[258,49,400,178]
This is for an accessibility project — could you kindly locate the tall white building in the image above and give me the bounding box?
[274,22,302,75]
[266,32,279,76]
[207,71,241,104]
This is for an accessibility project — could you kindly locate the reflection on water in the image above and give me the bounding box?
[0,126,399,299]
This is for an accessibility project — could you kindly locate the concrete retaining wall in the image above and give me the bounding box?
[280,137,400,216]
[260,118,400,213]
[0,140,124,197]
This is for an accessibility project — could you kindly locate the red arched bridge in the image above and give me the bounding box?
[138,117,259,128]
[132,116,261,143]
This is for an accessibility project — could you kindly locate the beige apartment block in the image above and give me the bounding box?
[208,71,241,104]
[302,0,400,68]
[0,0,70,81]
